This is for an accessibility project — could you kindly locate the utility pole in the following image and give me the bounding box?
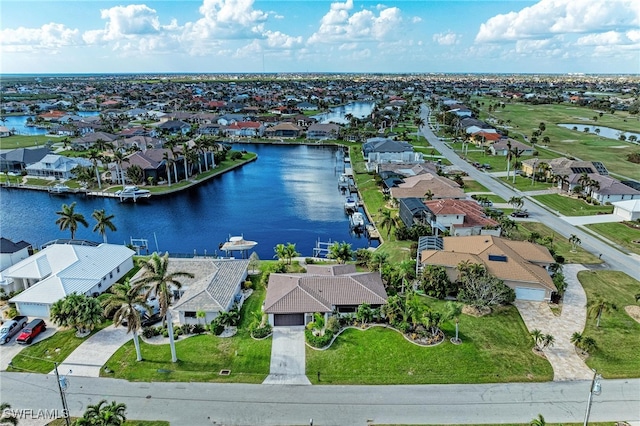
[54,362,71,426]
[584,369,602,426]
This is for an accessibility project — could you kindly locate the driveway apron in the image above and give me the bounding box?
[515,264,594,381]
[51,325,132,377]
[263,326,311,385]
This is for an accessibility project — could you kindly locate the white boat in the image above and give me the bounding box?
[48,183,71,194]
[115,186,151,200]
[220,236,258,258]
[350,212,365,228]
[344,197,357,211]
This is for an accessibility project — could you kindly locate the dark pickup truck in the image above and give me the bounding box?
[0,316,28,344]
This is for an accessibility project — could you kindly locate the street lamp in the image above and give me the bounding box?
[583,369,602,426]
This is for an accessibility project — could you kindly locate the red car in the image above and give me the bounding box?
[16,319,46,344]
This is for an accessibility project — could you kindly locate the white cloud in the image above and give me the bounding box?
[308,0,402,44]
[1,23,80,52]
[432,31,460,46]
[475,0,639,43]
[575,31,624,46]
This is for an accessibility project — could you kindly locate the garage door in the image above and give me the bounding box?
[274,313,305,326]
[515,287,545,301]
[16,302,50,318]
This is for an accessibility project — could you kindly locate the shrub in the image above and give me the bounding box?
[141,327,157,338]
[210,319,224,336]
[305,257,316,264]
[162,329,169,338]
[192,324,206,334]
[243,280,253,290]
[4,307,17,319]
[326,316,340,335]
[305,328,333,348]
[250,323,272,339]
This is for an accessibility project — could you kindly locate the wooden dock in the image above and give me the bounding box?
[366,225,381,242]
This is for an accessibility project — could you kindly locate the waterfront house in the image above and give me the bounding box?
[264,122,303,138]
[0,126,12,137]
[418,235,556,301]
[362,138,421,171]
[264,264,387,326]
[422,199,500,236]
[388,173,465,201]
[148,258,250,325]
[0,147,51,173]
[7,241,135,317]
[25,154,92,180]
[307,123,340,140]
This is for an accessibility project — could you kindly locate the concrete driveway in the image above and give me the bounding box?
[515,264,594,381]
[262,326,311,385]
[0,320,57,371]
[52,324,132,377]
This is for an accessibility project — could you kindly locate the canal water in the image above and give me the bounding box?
[2,111,100,136]
[313,101,375,124]
[0,144,377,258]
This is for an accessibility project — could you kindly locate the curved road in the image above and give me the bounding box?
[0,373,638,425]
[420,106,640,281]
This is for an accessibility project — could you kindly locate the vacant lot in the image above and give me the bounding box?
[514,222,600,264]
[585,222,640,255]
[578,270,640,378]
[532,194,614,216]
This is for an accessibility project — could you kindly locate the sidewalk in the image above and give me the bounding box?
[515,264,594,381]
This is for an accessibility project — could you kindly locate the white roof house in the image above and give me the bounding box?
[612,199,640,221]
[7,242,135,317]
[25,154,92,180]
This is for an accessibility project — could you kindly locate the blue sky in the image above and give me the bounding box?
[1,0,638,74]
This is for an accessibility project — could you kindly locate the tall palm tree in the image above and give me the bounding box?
[101,281,149,362]
[55,202,88,239]
[111,150,129,189]
[92,209,117,243]
[131,252,194,362]
[88,149,104,189]
[587,297,616,327]
[162,151,174,187]
[511,147,525,183]
[508,196,524,210]
[328,242,354,264]
[505,140,512,180]
[77,399,127,426]
[378,209,397,237]
[273,244,288,263]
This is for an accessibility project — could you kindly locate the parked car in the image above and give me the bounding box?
[472,162,481,168]
[482,164,492,170]
[511,210,530,218]
[485,207,504,217]
[0,316,28,344]
[16,319,46,344]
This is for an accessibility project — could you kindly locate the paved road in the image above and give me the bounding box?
[0,372,638,425]
[420,106,640,281]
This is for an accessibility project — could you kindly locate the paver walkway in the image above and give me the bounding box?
[515,264,594,381]
[51,325,132,377]
[263,326,311,385]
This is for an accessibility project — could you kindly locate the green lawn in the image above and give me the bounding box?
[8,322,111,374]
[577,270,640,378]
[462,180,490,193]
[0,134,58,149]
[498,176,554,192]
[306,303,552,385]
[472,98,640,180]
[585,222,640,255]
[374,240,415,263]
[532,194,614,216]
[102,283,271,383]
[513,222,601,264]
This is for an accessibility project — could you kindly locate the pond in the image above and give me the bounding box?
[558,123,640,142]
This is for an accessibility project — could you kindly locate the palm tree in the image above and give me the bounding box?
[508,196,524,210]
[132,252,194,363]
[273,243,287,263]
[378,209,397,237]
[505,140,512,180]
[101,280,149,362]
[587,297,616,327]
[511,147,525,183]
[162,151,174,187]
[55,202,88,239]
[541,333,555,349]
[111,150,130,189]
[0,402,18,426]
[529,413,546,426]
[77,399,127,426]
[569,234,581,252]
[87,149,104,189]
[424,190,434,201]
[327,242,354,264]
[570,331,583,349]
[92,209,117,243]
[284,243,300,265]
[530,329,544,350]
[445,301,463,343]
[413,116,425,140]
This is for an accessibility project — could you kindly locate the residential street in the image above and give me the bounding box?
[0,372,638,425]
[420,106,640,281]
